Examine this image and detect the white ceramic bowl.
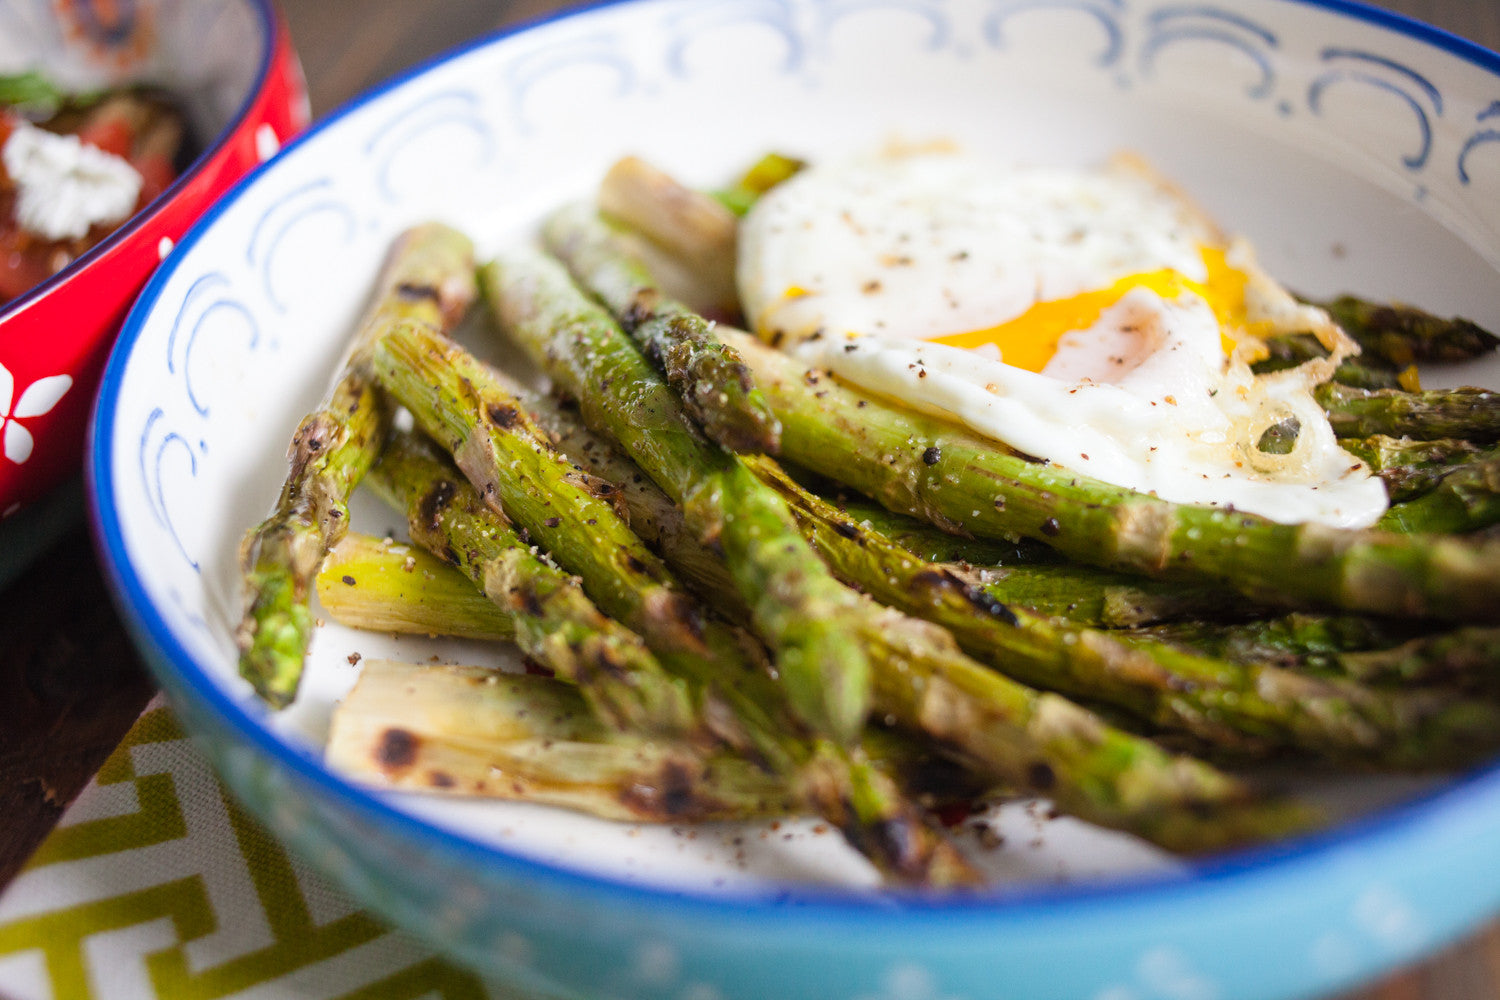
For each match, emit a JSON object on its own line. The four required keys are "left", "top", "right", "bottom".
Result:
{"left": 92, "top": 2, "right": 1500, "bottom": 998}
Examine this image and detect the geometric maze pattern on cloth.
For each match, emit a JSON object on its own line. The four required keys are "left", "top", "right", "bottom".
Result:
{"left": 0, "top": 699, "right": 527, "bottom": 1000}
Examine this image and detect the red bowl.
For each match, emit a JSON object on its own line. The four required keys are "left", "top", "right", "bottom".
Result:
{"left": 0, "top": 0, "right": 308, "bottom": 519}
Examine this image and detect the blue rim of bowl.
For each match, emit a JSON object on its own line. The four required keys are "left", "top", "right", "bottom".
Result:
{"left": 0, "top": 0, "right": 282, "bottom": 330}
{"left": 88, "top": 0, "right": 1500, "bottom": 934}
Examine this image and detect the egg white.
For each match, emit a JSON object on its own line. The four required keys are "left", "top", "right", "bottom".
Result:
{"left": 736, "top": 149, "right": 1388, "bottom": 528}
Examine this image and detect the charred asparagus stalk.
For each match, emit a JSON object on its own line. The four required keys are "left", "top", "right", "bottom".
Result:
{"left": 534, "top": 397, "right": 1241, "bottom": 628}
{"left": 1332, "top": 628, "right": 1500, "bottom": 691}
{"left": 1339, "top": 435, "right": 1492, "bottom": 502}
{"left": 483, "top": 251, "right": 873, "bottom": 748}
{"left": 1139, "top": 614, "right": 1500, "bottom": 693}
{"left": 1131, "top": 613, "right": 1416, "bottom": 669}
{"left": 747, "top": 453, "right": 1500, "bottom": 768}
{"left": 371, "top": 321, "right": 708, "bottom": 658}
{"left": 1317, "top": 383, "right": 1500, "bottom": 444}
{"left": 543, "top": 203, "right": 781, "bottom": 454}
{"left": 1376, "top": 459, "right": 1500, "bottom": 535}
{"left": 235, "top": 224, "right": 475, "bottom": 707}
{"left": 818, "top": 490, "right": 1053, "bottom": 566}
{"left": 853, "top": 606, "right": 1317, "bottom": 849}
{"left": 719, "top": 327, "right": 1500, "bottom": 624}
{"left": 1307, "top": 295, "right": 1500, "bottom": 367}
{"left": 370, "top": 325, "right": 973, "bottom": 885}
{"left": 971, "top": 564, "right": 1249, "bottom": 629}
{"left": 367, "top": 431, "right": 703, "bottom": 739}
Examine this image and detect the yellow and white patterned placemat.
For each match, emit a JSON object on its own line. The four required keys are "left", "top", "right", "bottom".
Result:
{"left": 0, "top": 698, "right": 532, "bottom": 1000}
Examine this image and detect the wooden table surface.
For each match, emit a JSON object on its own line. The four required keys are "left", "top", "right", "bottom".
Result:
{"left": 4, "top": 1, "right": 1500, "bottom": 997}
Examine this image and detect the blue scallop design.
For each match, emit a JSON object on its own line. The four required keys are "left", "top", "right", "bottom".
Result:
{"left": 167, "top": 273, "right": 232, "bottom": 372}
{"left": 166, "top": 273, "right": 261, "bottom": 418}
{"left": 363, "top": 90, "right": 495, "bottom": 204}
{"left": 818, "top": 1, "right": 951, "bottom": 54}
{"left": 185, "top": 302, "right": 259, "bottom": 419}
{"left": 984, "top": 0, "right": 1123, "bottom": 68}
{"left": 1139, "top": 6, "right": 1279, "bottom": 99}
{"left": 1458, "top": 100, "right": 1500, "bottom": 185}
{"left": 504, "top": 33, "right": 637, "bottom": 133}
{"left": 666, "top": 0, "right": 803, "bottom": 76}
{"left": 245, "top": 178, "right": 358, "bottom": 313}
{"left": 1309, "top": 49, "right": 1443, "bottom": 170}
{"left": 137, "top": 408, "right": 200, "bottom": 572}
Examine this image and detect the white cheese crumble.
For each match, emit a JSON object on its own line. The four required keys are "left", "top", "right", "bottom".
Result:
{"left": 3, "top": 121, "right": 142, "bottom": 241}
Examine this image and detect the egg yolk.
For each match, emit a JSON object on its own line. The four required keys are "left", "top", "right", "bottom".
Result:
{"left": 926, "top": 247, "right": 1261, "bottom": 371}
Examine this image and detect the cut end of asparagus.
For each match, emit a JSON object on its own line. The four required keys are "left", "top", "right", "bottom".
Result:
{"left": 597, "top": 156, "right": 739, "bottom": 317}
{"left": 317, "top": 533, "right": 514, "bottom": 641}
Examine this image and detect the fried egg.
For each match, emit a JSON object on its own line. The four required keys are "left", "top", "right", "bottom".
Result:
{"left": 736, "top": 149, "right": 1388, "bottom": 528}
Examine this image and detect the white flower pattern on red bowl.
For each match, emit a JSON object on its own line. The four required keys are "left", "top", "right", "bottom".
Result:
{"left": 0, "top": 365, "right": 71, "bottom": 465}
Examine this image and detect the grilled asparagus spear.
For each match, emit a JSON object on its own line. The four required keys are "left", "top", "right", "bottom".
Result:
{"left": 482, "top": 251, "right": 872, "bottom": 747}
{"left": 718, "top": 327, "right": 1500, "bottom": 624}
{"left": 815, "top": 489, "right": 1053, "bottom": 566}
{"left": 1376, "top": 459, "right": 1500, "bottom": 535}
{"left": 1332, "top": 628, "right": 1500, "bottom": 691}
{"left": 369, "top": 325, "right": 973, "bottom": 885}
{"left": 1339, "top": 436, "right": 1492, "bottom": 502}
{"left": 367, "top": 430, "right": 702, "bottom": 739}
{"left": 235, "top": 223, "right": 475, "bottom": 707}
{"left": 1317, "top": 383, "right": 1500, "bottom": 444}
{"left": 1308, "top": 295, "right": 1500, "bottom": 367}
{"left": 747, "top": 453, "right": 1500, "bottom": 768}
{"left": 544, "top": 203, "right": 781, "bottom": 454}
{"left": 1132, "top": 613, "right": 1415, "bottom": 669}
{"left": 529, "top": 388, "right": 1244, "bottom": 629}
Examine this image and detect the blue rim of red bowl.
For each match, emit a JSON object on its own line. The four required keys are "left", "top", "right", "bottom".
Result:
{"left": 85, "top": 0, "right": 1500, "bottom": 937}
{"left": 0, "top": 0, "right": 282, "bottom": 328}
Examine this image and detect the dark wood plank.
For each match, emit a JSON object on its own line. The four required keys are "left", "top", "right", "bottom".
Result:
{"left": 0, "top": 524, "right": 154, "bottom": 886}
